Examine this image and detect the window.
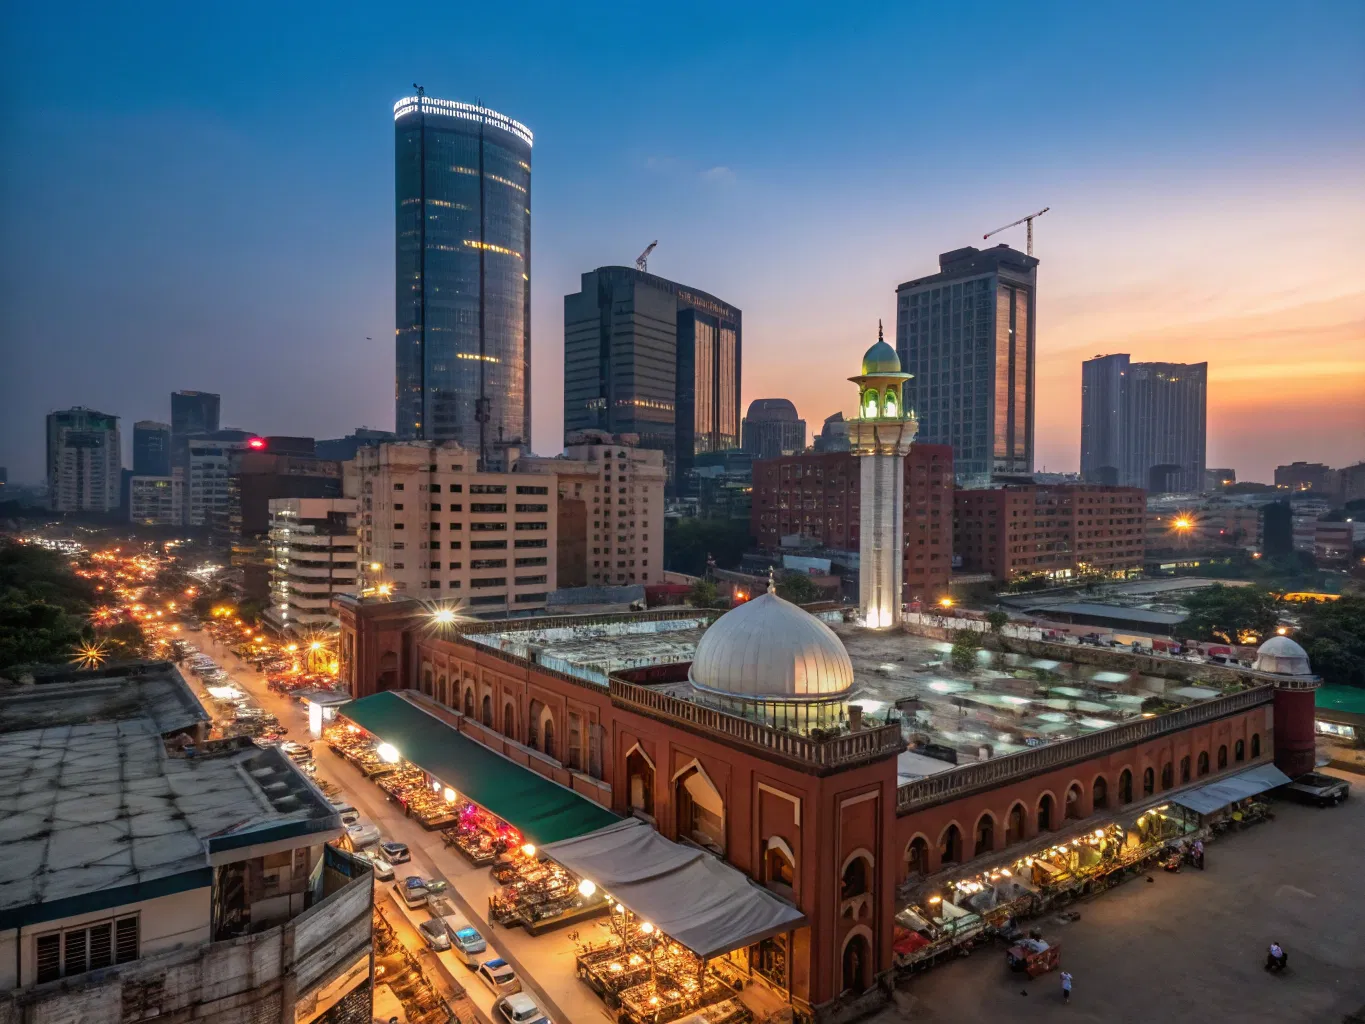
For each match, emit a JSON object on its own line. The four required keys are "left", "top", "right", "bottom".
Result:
{"left": 515, "top": 521, "right": 547, "bottom": 531}
{"left": 393, "top": 483, "right": 404, "bottom": 490}
{"left": 516, "top": 485, "right": 548, "bottom": 495}
{"left": 1180, "top": 756, "right": 1191, "bottom": 783}
{"left": 1235, "top": 739, "right": 1245, "bottom": 762}
{"left": 35, "top": 916, "right": 138, "bottom": 983}
{"left": 515, "top": 503, "right": 548, "bottom": 513}
{"left": 471, "top": 503, "right": 507, "bottom": 513}
{"left": 471, "top": 558, "right": 506, "bottom": 569}
{"left": 1251, "top": 734, "right": 1261, "bottom": 758}
{"left": 448, "top": 483, "right": 463, "bottom": 493}
{"left": 471, "top": 577, "right": 506, "bottom": 588}
{"left": 514, "top": 592, "right": 547, "bottom": 603}
{"left": 515, "top": 556, "right": 547, "bottom": 567}
{"left": 470, "top": 539, "right": 507, "bottom": 550}
{"left": 1198, "top": 751, "right": 1210, "bottom": 776}
{"left": 393, "top": 503, "right": 404, "bottom": 510}
{"left": 515, "top": 538, "right": 548, "bottom": 548}
{"left": 515, "top": 574, "right": 547, "bottom": 585}
{"left": 470, "top": 522, "right": 506, "bottom": 532}
{"left": 470, "top": 484, "right": 507, "bottom": 494}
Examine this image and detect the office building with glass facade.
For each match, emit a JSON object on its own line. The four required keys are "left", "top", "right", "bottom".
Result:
{"left": 133, "top": 420, "right": 172, "bottom": 477}
{"left": 563, "top": 266, "right": 740, "bottom": 492}
{"left": 894, "top": 245, "right": 1038, "bottom": 484}
{"left": 394, "top": 95, "right": 532, "bottom": 469}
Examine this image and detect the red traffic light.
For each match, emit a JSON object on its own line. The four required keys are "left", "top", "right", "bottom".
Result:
{"left": 247, "top": 437, "right": 267, "bottom": 450}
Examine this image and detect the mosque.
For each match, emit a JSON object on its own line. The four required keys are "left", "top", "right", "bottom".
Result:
{"left": 337, "top": 335, "right": 1319, "bottom": 1022}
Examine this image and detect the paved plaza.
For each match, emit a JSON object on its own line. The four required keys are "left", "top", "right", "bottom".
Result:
{"left": 883, "top": 769, "right": 1365, "bottom": 1023}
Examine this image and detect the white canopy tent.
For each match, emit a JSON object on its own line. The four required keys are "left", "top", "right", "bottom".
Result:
{"left": 542, "top": 818, "right": 805, "bottom": 959}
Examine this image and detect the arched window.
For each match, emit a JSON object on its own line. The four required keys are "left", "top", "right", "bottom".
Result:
{"left": 503, "top": 701, "right": 515, "bottom": 739}
{"left": 974, "top": 813, "right": 995, "bottom": 856}
{"left": 676, "top": 766, "right": 725, "bottom": 854}
{"left": 1218, "top": 745, "right": 1228, "bottom": 769}
{"left": 841, "top": 855, "right": 871, "bottom": 899}
{"left": 1006, "top": 803, "right": 1027, "bottom": 845}
{"left": 882, "top": 389, "right": 898, "bottom": 417}
{"left": 1065, "top": 783, "right": 1083, "bottom": 820}
{"left": 1161, "top": 762, "right": 1173, "bottom": 790}
{"left": 862, "top": 391, "right": 878, "bottom": 418}
{"left": 527, "top": 699, "right": 543, "bottom": 749}
{"left": 842, "top": 933, "right": 870, "bottom": 995}
{"left": 481, "top": 694, "right": 492, "bottom": 728}
{"left": 463, "top": 688, "right": 474, "bottom": 717}
{"left": 1092, "top": 775, "right": 1109, "bottom": 810}
{"left": 1198, "top": 751, "right": 1210, "bottom": 776}
{"left": 1143, "top": 767, "right": 1155, "bottom": 796}
{"left": 543, "top": 717, "right": 556, "bottom": 760}
{"left": 938, "top": 824, "right": 963, "bottom": 865}
{"left": 1180, "top": 756, "right": 1191, "bottom": 783}
{"left": 626, "top": 748, "right": 654, "bottom": 816}
{"left": 1037, "top": 794, "right": 1055, "bottom": 831}
{"left": 423, "top": 667, "right": 433, "bottom": 693}
{"left": 905, "top": 837, "right": 929, "bottom": 879}
{"left": 764, "top": 839, "right": 795, "bottom": 889}
{"left": 1235, "top": 739, "right": 1245, "bottom": 762}
{"left": 1118, "top": 769, "right": 1133, "bottom": 804}
{"left": 1251, "top": 734, "right": 1261, "bottom": 758}
{"left": 437, "top": 674, "right": 447, "bottom": 705}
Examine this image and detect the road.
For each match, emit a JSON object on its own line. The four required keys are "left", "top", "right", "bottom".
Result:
{"left": 189, "top": 632, "right": 612, "bottom": 1024}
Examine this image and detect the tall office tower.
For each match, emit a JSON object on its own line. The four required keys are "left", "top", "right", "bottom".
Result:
{"left": 895, "top": 245, "right": 1038, "bottom": 484}
{"left": 1079, "top": 353, "right": 1128, "bottom": 485}
{"left": 1079, "top": 354, "right": 1207, "bottom": 493}
{"left": 563, "top": 266, "right": 741, "bottom": 492}
{"left": 46, "top": 408, "right": 121, "bottom": 512}
{"left": 741, "top": 399, "right": 806, "bottom": 460}
{"left": 394, "top": 94, "right": 533, "bottom": 469}
{"left": 171, "top": 390, "right": 221, "bottom": 438}
{"left": 847, "top": 329, "right": 917, "bottom": 628}
{"left": 133, "top": 420, "right": 172, "bottom": 476}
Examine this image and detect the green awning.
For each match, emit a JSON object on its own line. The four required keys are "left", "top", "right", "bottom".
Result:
{"left": 338, "top": 690, "right": 619, "bottom": 846}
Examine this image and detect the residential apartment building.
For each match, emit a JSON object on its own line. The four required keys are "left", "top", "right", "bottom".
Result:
{"left": 954, "top": 484, "right": 1145, "bottom": 582}
{"left": 129, "top": 475, "right": 176, "bottom": 525}
{"left": 45, "top": 408, "right": 121, "bottom": 513}
{"left": 183, "top": 432, "right": 255, "bottom": 527}
{"left": 267, "top": 497, "right": 359, "bottom": 633}
{"left": 895, "top": 246, "right": 1038, "bottom": 483}
{"left": 0, "top": 663, "right": 372, "bottom": 1024}
{"left": 563, "top": 266, "right": 741, "bottom": 492}
{"left": 347, "top": 441, "right": 557, "bottom": 615}
{"left": 516, "top": 430, "right": 666, "bottom": 589}
{"left": 750, "top": 446, "right": 954, "bottom": 603}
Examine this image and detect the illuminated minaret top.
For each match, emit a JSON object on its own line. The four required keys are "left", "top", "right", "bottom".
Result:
{"left": 848, "top": 321, "right": 918, "bottom": 628}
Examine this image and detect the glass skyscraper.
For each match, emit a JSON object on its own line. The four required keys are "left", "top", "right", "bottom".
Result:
{"left": 895, "top": 246, "right": 1038, "bottom": 484}
{"left": 394, "top": 95, "right": 532, "bottom": 469}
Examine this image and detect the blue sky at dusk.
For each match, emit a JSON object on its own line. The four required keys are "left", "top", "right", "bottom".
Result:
{"left": 2, "top": 1, "right": 1362, "bottom": 482}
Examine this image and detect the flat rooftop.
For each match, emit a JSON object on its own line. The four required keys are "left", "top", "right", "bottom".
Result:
{"left": 0, "top": 662, "right": 211, "bottom": 736}
{"left": 467, "top": 615, "right": 709, "bottom": 684}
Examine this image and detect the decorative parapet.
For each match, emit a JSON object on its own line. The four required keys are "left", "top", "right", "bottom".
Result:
{"left": 896, "top": 684, "right": 1275, "bottom": 814}
{"left": 609, "top": 679, "right": 905, "bottom": 774}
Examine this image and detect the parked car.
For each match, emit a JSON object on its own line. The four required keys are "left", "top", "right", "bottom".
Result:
{"left": 366, "top": 854, "right": 395, "bottom": 881}
{"left": 418, "top": 918, "right": 452, "bottom": 951}
{"left": 476, "top": 959, "right": 521, "bottom": 995}
{"left": 347, "top": 821, "right": 381, "bottom": 849}
{"left": 494, "top": 993, "right": 550, "bottom": 1024}
{"left": 394, "top": 878, "right": 429, "bottom": 909}
{"left": 429, "top": 897, "right": 487, "bottom": 962}
{"left": 1282, "top": 771, "right": 1350, "bottom": 807}
{"left": 380, "top": 841, "right": 410, "bottom": 864}
{"left": 423, "top": 878, "right": 449, "bottom": 895}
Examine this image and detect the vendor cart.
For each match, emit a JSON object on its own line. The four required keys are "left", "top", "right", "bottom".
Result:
{"left": 1006, "top": 937, "right": 1060, "bottom": 978}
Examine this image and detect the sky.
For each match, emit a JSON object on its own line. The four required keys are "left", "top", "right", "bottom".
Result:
{"left": 2, "top": 1, "right": 1363, "bottom": 485}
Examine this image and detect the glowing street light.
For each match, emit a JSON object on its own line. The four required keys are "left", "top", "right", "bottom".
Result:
{"left": 1173, "top": 517, "right": 1193, "bottom": 531}
{"left": 939, "top": 596, "right": 954, "bottom": 609}
{"left": 376, "top": 742, "right": 401, "bottom": 764}
{"left": 432, "top": 608, "right": 457, "bottom": 626}
{"left": 578, "top": 879, "right": 598, "bottom": 898}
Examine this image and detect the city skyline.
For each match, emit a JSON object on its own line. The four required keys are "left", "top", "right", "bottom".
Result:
{"left": 2, "top": 2, "right": 1362, "bottom": 483}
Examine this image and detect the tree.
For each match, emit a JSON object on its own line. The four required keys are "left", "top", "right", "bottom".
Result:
{"left": 1177, "top": 585, "right": 1280, "bottom": 645}
{"left": 687, "top": 579, "right": 719, "bottom": 609}
{"left": 949, "top": 629, "right": 981, "bottom": 671}
{"left": 986, "top": 610, "right": 1009, "bottom": 633}
{"left": 0, "top": 601, "right": 86, "bottom": 672}
{"left": 775, "top": 572, "right": 823, "bottom": 606}
{"left": 1295, "top": 595, "right": 1365, "bottom": 688}
{"left": 664, "top": 518, "right": 752, "bottom": 576}
{"left": 0, "top": 541, "right": 96, "bottom": 673}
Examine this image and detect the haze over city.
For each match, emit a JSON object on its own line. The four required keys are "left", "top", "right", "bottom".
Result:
{"left": 2, "top": 0, "right": 1362, "bottom": 481}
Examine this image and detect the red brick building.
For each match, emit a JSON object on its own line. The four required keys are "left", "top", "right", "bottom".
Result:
{"left": 750, "top": 446, "right": 954, "bottom": 604}
{"left": 954, "top": 483, "right": 1144, "bottom": 583}
{"left": 337, "top": 593, "right": 1310, "bottom": 1022}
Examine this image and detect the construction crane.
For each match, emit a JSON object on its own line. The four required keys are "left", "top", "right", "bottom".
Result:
{"left": 636, "top": 241, "right": 658, "bottom": 272}
{"left": 983, "top": 207, "right": 1050, "bottom": 256}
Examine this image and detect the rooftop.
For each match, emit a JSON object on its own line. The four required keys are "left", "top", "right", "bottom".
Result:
{"left": 0, "top": 662, "right": 211, "bottom": 736}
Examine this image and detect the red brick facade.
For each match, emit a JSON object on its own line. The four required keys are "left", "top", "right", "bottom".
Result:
{"left": 750, "top": 446, "right": 954, "bottom": 604}
{"left": 954, "top": 483, "right": 1145, "bottom": 582}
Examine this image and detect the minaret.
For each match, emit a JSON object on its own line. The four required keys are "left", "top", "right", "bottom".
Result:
{"left": 848, "top": 322, "right": 917, "bottom": 628}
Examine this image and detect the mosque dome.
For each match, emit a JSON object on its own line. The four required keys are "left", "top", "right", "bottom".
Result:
{"left": 689, "top": 591, "right": 854, "bottom": 700}
{"left": 1253, "top": 635, "right": 1312, "bottom": 676}
{"left": 861, "top": 339, "right": 902, "bottom": 375}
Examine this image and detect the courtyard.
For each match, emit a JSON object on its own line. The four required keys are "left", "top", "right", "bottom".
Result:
{"left": 882, "top": 769, "right": 1365, "bottom": 1023}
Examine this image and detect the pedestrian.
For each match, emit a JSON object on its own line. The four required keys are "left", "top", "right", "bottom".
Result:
{"left": 1193, "top": 838, "right": 1205, "bottom": 870}
{"left": 1060, "top": 970, "right": 1073, "bottom": 1004}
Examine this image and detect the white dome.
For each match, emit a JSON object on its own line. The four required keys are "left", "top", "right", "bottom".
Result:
{"left": 1254, "top": 635, "right": 1312, "bottom": 676}
{"left": 689, "top": 592, "right": 854, "bottom": 701}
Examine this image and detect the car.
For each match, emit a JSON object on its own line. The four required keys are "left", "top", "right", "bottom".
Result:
{"left": 418, "top": 918, "right": 452, "bottom": 951}
{"left": 394, "top": 879, "right": 429, "bottom": 909}
{"left": 450, "top": 924, "right": 487, "bottom": 959}
{"left": 366, "top": 854, "right": 395, "bottom": 881}
{"left": 476, "top": 958, "right": 521, "bottom": 995}
{"left": 423, "top": 878, "right": 449, "bottom": 895}
{"left": 340, "top": 810, "right": 360, "bottom": 826}
{"left": 493, "top": 993, "right": 549, "bottom": 1024}
{"left": 1282, "top": 771, "right": 1350, "bottom": 807}
{"left": 379, "top": 841, "right": 410, "bottom": 864}
{"left": 347, "top": 821, "right": 381, "bottom": 849}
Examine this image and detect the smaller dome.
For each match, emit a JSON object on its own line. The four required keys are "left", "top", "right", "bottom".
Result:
{"left": 1253, "top": 635, "right": 1312, "bottom": 676}
{"left": 862, "top": 340, "right": 901, "bottom": 375}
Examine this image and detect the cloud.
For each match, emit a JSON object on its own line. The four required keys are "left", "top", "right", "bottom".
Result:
{"left": 700, "top": 165, "right": 736, "bottom": 184}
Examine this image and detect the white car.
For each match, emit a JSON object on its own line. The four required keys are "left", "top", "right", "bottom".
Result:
{"left": 418, "top": 918, "right": 452, "bottom": 951}
{"left": 476, "top": 958, "right": 521, "bottom": 995}
{"left": 395, "top": 877, "right": 429, "bottom": 909}
{"left": 347, "top": 821, "right": 381, "bottom": 849}
{"left": 364, "top": 853, "right": 394, "bottom": 880}
{"left": 494, "top": 993, "right": 549, "bottom": 1024}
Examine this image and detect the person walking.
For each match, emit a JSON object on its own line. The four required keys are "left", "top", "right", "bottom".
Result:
{"left": 1193, "top": 838, "right": 1205, "bottom": 869}
{"left": 1061, "top": 970, "right": 1073, "bottom": 1004}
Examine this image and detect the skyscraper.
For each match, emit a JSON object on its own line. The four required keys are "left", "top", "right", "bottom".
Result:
{"left": 563, "top": 266, "right": 741, "bottom": 491}
{"left": 394, "top": 94, "right": 532, "bottom": 469}
{"left": 895, "top": 245, "right": 1038, "bottom": 484}
{"left": 171, "top": 391, "right": 221, "bottom": 439}
{"left": 46, "top": 408, "right": 121, "bottom": 512}
{"left": 1079, "top": 354, "right": 1207, "bottom": 493}
{"left": 741, "top": 399, "right": 806, "bottom": 460}
{"left": 133, "top": 420, "right": 171, "bottom": 476}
